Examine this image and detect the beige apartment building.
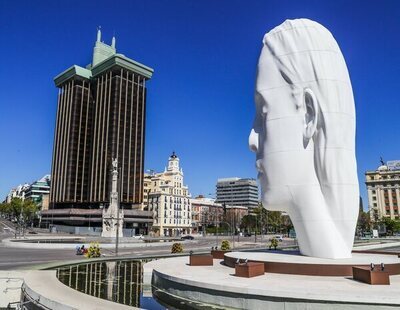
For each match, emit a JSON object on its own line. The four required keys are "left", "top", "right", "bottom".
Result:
{"left": 141, "top": 174, "right": 153, "bottom": 210}
{"left": 366, "top": 160, "right": 400, "bottom": 222}
{"left": 147, "top": 153, "right": 192, "bottom": 236}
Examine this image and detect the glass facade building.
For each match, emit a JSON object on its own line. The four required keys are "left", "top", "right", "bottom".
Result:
{"left": 49, "top": 31, "right": 153, "bottom": 212}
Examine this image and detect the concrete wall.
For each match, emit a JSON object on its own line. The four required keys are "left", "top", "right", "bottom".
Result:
{"left": 52, "top": 225, "right": 138, "bottom": 237}
{"left": 52, "top": 225, "right": 102, "bottom": 235}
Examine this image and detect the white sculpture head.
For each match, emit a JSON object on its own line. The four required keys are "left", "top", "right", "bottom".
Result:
{"left": 249, "top": 19, "right": 359, "bottom": 259}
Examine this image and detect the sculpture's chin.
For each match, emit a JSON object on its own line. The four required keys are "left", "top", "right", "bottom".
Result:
{"left": 262, "top": 202, "right": 286, "bottom": 212}
{"left": 261, "top": 186, "right": 292, "bottom": 212}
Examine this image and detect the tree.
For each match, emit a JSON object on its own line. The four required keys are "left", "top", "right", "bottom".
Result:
{"left": 281, "top": 214, "right": 293, "bottom": 236}
{"left": 252, "top": 203, "right": 283, "bottom": 234}
{"left": 253, "top": 203, "right": 267, "bottom": 234}
{"left": 356, "top": 206, "right": 371, "bottom": 236}
{"left": 9, "top": 198, "right": 38, "bottom": 223}
{"left": 0, "top": 198, "right": 39, "bottom": 235}
{"left": 240, "top": 215, "right": 257, "bottom": 232}
{"left": 267, "top": 211, "right": 282, "bottom": 233}
{"left": 380, "top": 217, "right": 400, "bottom": 236}
{"left": 0, "top": 202, "right": 12, "bottom": 219}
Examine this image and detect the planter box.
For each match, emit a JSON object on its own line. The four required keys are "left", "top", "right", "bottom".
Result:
{"left": 352, "top": 267, "right": 390, "bottom": 285}
{"left": 211, "top": 250, "right": 231, "bottom": 259}
{"left": 235, "top": 262, "right": 265, "bottom": 278}
{"left": 189, "top": 254, "right": 213, "bottom": 266}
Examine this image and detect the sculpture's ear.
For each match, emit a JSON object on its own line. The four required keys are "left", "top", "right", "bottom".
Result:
{"left": 303, "top": 88, "right": 319, "bottom": 140}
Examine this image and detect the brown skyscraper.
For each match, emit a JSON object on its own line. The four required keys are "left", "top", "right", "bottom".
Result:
{"left": 49, "top": 29, "right": 153, "bottom": 222}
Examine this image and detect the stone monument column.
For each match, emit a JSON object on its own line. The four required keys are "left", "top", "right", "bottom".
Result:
{"left": 102, "top": 159, "right": 124, "bottom": 238}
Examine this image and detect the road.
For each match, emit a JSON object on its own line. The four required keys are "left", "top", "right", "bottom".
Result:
{"left": 0, "top": 220, "right": 78, "bottom": 269}
{"left": 0, "top": 219, "right": 293, "bottom": 270}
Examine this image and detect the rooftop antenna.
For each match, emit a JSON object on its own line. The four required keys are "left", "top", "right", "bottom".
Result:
{"left": 111, "top": 29, "right": 116, "bottom": 49}
{"left": 96, "top": 26, "right": 102, "bottom": 42}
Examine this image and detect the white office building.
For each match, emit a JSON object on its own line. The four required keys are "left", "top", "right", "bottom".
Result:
{"left": 216, "top": 177, "right": 259, "bottom": 211}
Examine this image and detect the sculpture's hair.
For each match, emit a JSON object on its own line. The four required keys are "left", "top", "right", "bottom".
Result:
{"left": 262, "top": 19, "right": 359, "bottom": 220}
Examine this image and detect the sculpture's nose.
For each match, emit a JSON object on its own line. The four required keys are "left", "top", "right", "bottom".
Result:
{"left": 248, "top": 128, "right": 258, "bottom": 153}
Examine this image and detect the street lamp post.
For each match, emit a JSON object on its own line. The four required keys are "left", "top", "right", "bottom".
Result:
{"left": 215, "top": 210, "right": 219, "bottom": 248}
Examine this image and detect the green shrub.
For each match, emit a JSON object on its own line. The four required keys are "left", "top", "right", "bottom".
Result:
{"left": 171, "top": 242, "right": 183, "bottom": 253}
{"left": 220, "top": 240, "right": 231, "bottom": 251}
{"left": 206, "top": 227, "right": 230, "bottom": 234}
{"left": 86, "top": 242, "right": 101, "bottom": 258}
{"left": 269, "top": 237, "right": 278, "bottom": 250}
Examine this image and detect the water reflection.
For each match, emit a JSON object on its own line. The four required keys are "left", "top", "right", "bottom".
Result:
{"left": 56, "top": 260, "right": 164, "bottom": 309}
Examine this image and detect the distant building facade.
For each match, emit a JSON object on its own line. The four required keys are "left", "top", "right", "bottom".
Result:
{"left": 366, "top": 160, "right": 400, "bottom": 222}
{"left": 141, "top": 173, "right": 153, "bottom": 210}
{"left": 5, "top": 183, "right": 30, "bottom": 203}
{"left": 216, "top": 177, "right": 258, "bottom": 210}
{"left": 42, "top": 29, "right": 154, "bottom": 234}
{"left": 225, "top": 205, "right": 248, "bottom": 231}
{"left": 191, "top": 196, "right": 223, "bottom": 233}
{"left": 147, "top": 153, "right": 192, "bottom": 236}
{"left": 4, "top": 175, "right": 50, "bottom": 210}
{"left": 25, "top": 175, "right": 51, "bottom": 203}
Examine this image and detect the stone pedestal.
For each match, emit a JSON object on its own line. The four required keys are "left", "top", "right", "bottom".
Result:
{"left": 235, "top": 262, "right": 265, "bottom": 278}
{"left": 211, "top": 250, "right": 231, "bottom": 259}
{"left": 102, "top": 208, "right": 124, "bottom": 238}
{"left": 352, "top": 267, "right": 390, "bottom": 285}
{"left": 189, "top": 255, "right": 213, "bottom": 266}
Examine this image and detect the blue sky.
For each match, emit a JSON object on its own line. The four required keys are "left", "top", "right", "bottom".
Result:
{"left": 0, "top": 0, "right": 399, "bottom": 210}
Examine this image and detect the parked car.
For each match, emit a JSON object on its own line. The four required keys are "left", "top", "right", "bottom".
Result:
{"left": 244, "top": 232, "right": 252, "bottom": 237}
{"left": 274, "top": 235, "right": 283, "bottom": 242}
{"left": 132, "top": 234, "right": 144, "bottom": 239}
{"left": 181, "top": 235, "right": 194, "bottom": 240}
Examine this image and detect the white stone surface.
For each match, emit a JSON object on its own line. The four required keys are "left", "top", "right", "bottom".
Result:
{"left": 0, "top": 271, "right": 25, "bottom": 308}
{"left": 226, "top": 251, "right": 400, "bottom": 265}
{"left": 21, "top": 270, "right": 135, "bottom": 309}
{"left": 149, "top": 256, "right": 400, "bottom": 309}
{"left": 249, "top": 19, "right": 359, "bottom": 259}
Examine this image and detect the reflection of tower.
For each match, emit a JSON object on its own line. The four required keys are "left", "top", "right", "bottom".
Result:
{"left": 102, "top": 159, "right": 124, "bottom": 237}
{"left": 105, "top": 261, "right": 117, "bottom": 301}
